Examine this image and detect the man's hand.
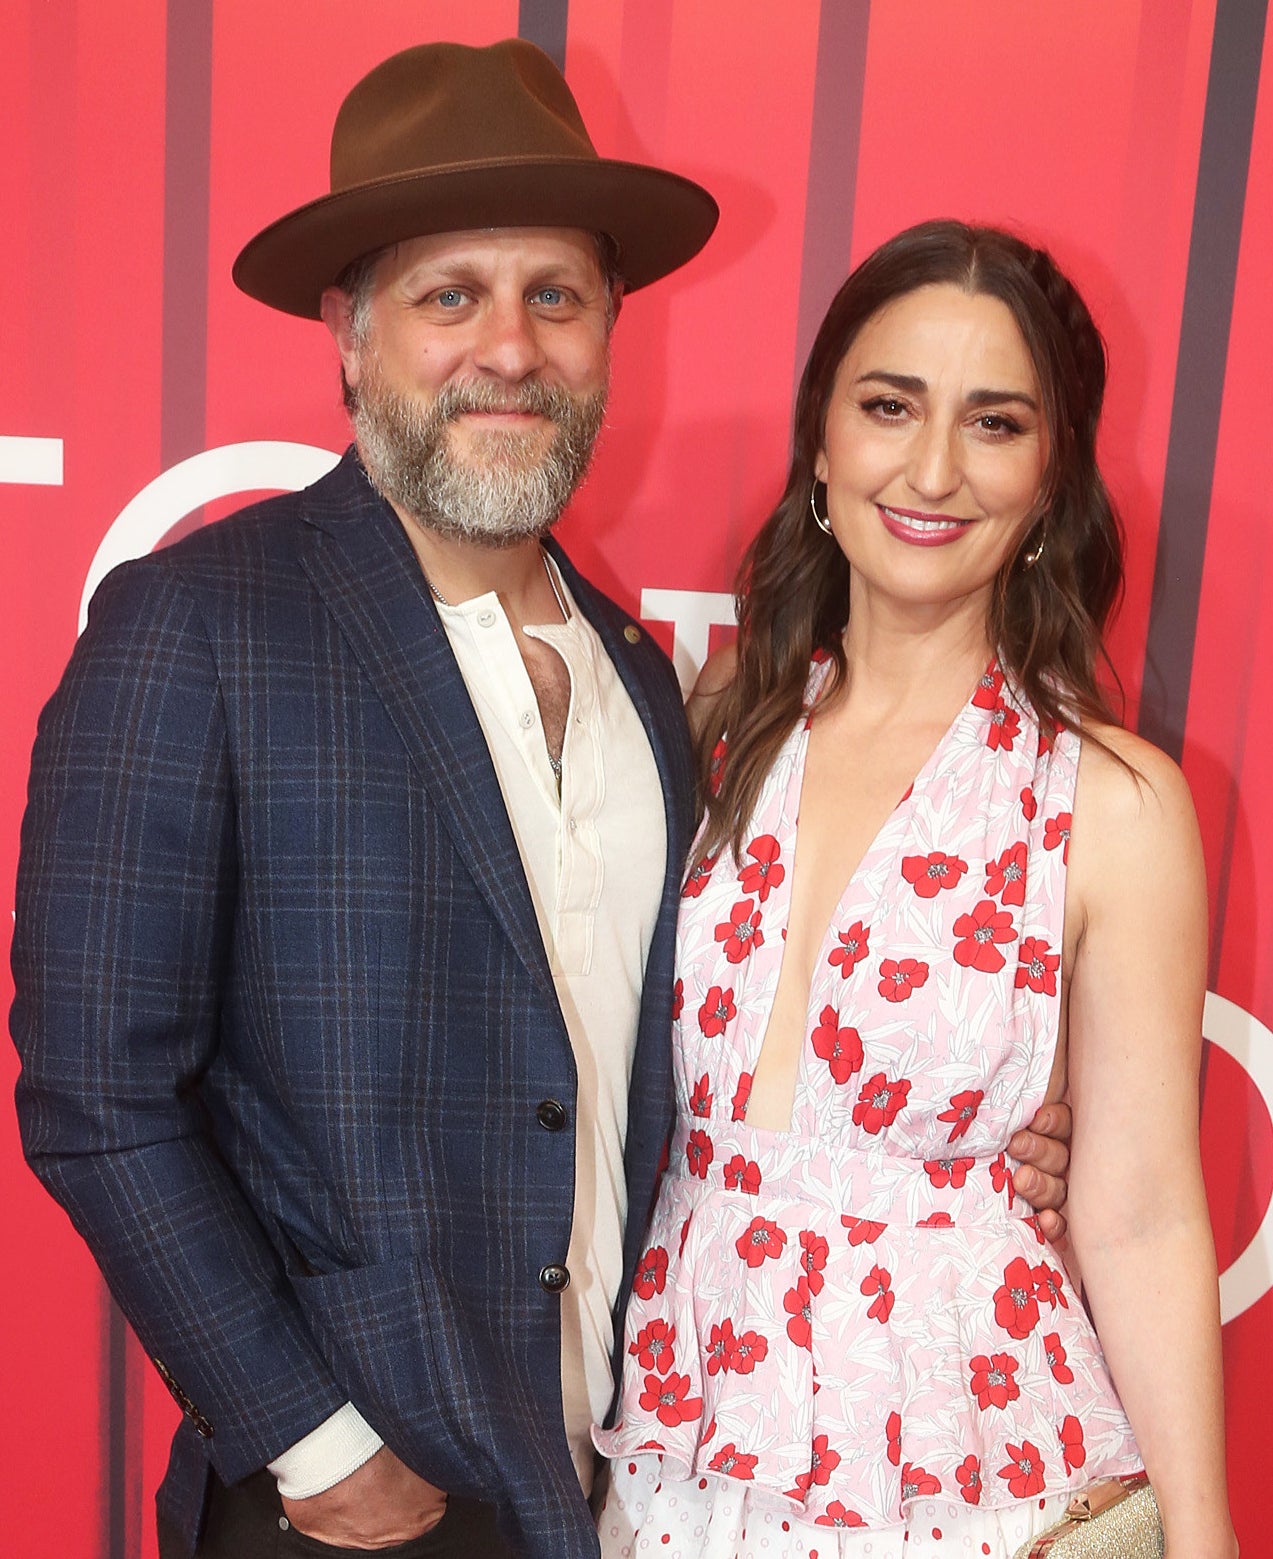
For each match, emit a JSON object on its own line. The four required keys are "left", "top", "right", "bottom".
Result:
{"left": 282, "top": 1446, "right": 446, "bottom": 1550}
{"left": 1009, "top": 1100, "right": 1072, "bottom": 1242}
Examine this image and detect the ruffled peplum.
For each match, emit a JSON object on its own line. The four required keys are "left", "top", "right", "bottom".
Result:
{"left": 596, "top": 1117, "right": 1142, "bottom": 1527}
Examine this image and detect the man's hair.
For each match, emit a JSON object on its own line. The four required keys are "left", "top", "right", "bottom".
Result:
{"left": 334, "top": 232, "right": 625, "bottom": 413}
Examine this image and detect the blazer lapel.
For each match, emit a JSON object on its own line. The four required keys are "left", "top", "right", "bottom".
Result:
{"left": 297, "top": 455, "right": 557, "bottom": 1003}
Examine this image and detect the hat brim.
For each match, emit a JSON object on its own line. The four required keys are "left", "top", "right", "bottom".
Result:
{"left": 232, "top": 155, "right": 719, "bottom": 318}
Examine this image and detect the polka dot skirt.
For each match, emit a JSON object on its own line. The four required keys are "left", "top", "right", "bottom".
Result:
{"left": 598, "top": 1456, "right": 1071, "bottom": 1559}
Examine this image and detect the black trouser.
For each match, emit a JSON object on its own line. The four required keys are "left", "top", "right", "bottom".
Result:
{"left": 160, "top": 1470, "right": 516, "bottom": 1559}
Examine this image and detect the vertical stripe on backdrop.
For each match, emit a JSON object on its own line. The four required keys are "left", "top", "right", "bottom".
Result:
{"left": 106, "top": 2, "right": 217, "bottom": 1553}
{"left": 519, "top": 0, "right": 569, "bottom": 71}
{"left": 792, "top": 0, "right": 872, "bottom": 394}
{"left": 1139, "top": 0, "right": 1269, "bottom": 761}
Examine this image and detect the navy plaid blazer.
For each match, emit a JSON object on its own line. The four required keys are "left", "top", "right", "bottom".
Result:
{"left": 11, "top": 450, "right": 697, "bottom": 1557}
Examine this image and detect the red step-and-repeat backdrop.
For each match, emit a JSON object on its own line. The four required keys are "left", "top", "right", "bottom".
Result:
{"left": 4, "top": 1, "right": 1270, "bottom": 1553}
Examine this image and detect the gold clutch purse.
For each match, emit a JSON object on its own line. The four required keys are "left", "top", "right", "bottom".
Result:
{"left": 1011, "top": 1473, "right": 1163, "bottom": 1559}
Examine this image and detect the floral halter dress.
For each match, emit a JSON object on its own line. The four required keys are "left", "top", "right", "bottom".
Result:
{"left": 594, "top": 663, "right": 1142, "bottom": 1559}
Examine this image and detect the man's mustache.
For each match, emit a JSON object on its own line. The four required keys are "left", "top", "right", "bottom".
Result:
{"left": 432, "top": 380, "right": 579, "bottom": 423}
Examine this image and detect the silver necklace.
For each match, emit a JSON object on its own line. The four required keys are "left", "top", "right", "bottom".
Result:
{"left": 426, "top": 550, "right": 568, "bottom": 781}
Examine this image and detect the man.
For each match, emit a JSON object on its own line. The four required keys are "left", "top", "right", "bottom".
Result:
{"left": 10, "top": 39, "right": 1070, "bottom": 1559}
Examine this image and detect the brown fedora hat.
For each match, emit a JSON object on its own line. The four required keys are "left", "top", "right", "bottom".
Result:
{"left": 232, "top": 39, "right": 719, "bottom": 319}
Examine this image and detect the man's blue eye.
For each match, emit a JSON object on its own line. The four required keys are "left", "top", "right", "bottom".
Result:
{"left": 536, "top": 287, "right": 565, "bottom": 305}
{"left": 436, "top": 289, "right": 465, "bottom": 307}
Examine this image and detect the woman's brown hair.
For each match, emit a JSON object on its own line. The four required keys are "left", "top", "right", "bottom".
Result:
{"left": 696, "top": 219, "right": 1124, "bottom": 862}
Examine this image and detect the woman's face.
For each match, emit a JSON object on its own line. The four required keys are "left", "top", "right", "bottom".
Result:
{"left": 815, "top": 283, "right": 1049, "bottom": 615}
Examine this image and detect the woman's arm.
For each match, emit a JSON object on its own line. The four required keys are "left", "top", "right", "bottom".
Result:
{"left": 1065, "top": 730, "right": 1235, "bottom": 1558}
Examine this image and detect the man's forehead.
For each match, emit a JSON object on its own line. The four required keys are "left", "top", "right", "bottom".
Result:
{"left": 378, "top": 226, "right": 606, "bottom": 278}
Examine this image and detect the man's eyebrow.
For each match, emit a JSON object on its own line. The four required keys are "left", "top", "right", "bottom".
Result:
{"left": 854, "top": 371, "right": 1038, "bottom": 411}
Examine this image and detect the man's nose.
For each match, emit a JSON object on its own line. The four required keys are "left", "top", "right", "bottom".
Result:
{"left": 906, "top": 419, "right": 961, "bottom": 501}
{"left": 471, "top": 298, "right": 548, "bottom": 381}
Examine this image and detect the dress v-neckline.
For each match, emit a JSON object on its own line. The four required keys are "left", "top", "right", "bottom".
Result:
{"left": 741, "top": 663, "right": 989, "bottom": 1132}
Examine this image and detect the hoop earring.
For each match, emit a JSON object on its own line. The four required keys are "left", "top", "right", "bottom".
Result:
{"left": 1021, "top": 531, "right": 1046, "bottom": 569}
{"left": 810, "top": 481, "right": 833, "bottom": 535}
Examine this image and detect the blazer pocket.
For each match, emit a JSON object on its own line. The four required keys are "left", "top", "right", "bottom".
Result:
{"left": 290, "top": 1256, "right": 486, "bottom": 1494}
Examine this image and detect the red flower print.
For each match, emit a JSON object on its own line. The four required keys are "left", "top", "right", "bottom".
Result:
{"left": 811, "top": 1005, "right": 864, "bottom": 1085}
{"left": 723, "top": 1154, "right": 762, "bottom": 1194}
{"left": 1016, "top": 937, "right": 1060, "bottom": 996}
{"left": 886, "top": 1410, "right": 901, "bottom": 1466}
{"left": 735, "top": 1216, "right": 786, "bottom": 1267}
{"left": 788, "top": 1434, "right": 842, "bottom": 1496}
{"left": 799, "top": 1231, "right": 829, "bottom": 1295}
{"left": 698, "top": 985, "right": 737, "bottom": 1038}
{"left": 638, "top": 1371, "right": 702, "bottom": 1427}
{"left": 1020, "top": 784, "right": 1038, "bottom": 821}
{"left": 682, "top": 852, "right": 717, "bottom": 898}
{"left": 1044, "top": 811, "right": 1072, "bottom": 863}
{"left": 901, "top": 851, "right": 969, "bottom": 898}
{"left": 829, "top": 920, "right": 870, "bottom": 977}
{"left": 938, "top": 1088, "right": 984, "bottom": 1143}
{"left": 630, "top": 1319, "right": 676, "bottom": 1372}
{"left": 815, "top": 1503, "right": 866, "bottom": 1528}
{"left": 998, "top": 1440, "right": 1046, "bottom": 1498}
{"left": 861, "top": 1264, "right": 895, "bottom": 1323}
{"left": 916, "top": 1211, "right": 954, "bottom": 1228}
{"left": 924, "top": 1156, "right": 974, "bottom": 1189}
{"left": 877, "top": 957, "right": 929, "bottom": 1002}
{"left": 731, "top": 1072, "right": 752, "bottom": 1121}
{"left": 678, "top": 1216, "right": 691, "bottom": 1258}
{"left": 1059, "top": 1415, "right": 1086, "bottom": 1472}
{"left": 708, "top": 1443, "right": 757, "bottom": 1479}
{"left": 1044, "top": 1332, "right": 1074, "bottom": 1385}
{"left": 708, "top": 739, "right": 727, "bottom": 797}
{"left": 732, "top": 1327, "right": 768, "bottom": 1374}
{"left": 993, "top": 1256, "right": 1041, "bottom": 1338}
{"left": 972, "top": 665, "right": 1005, "bottom": 709}
{"left": 706, "top": 1318, "right": 737, "bottom": 1376}
{"left": 633, "top": 1245, "right": 668, "bottom": 1298}
{"left": 714, "top": 898, "right": 764, "bottom": 963}
{"left": 784, "top": 1277, "right": 814, "bottom": 1349}
{"left": 969, "top": 1352, "right": 1021, "bottom": 1410}
{"left": 853, "top": 1073, "right": 911, "bottom": 1134}
{"left": 686, "top": 1128, "right": 714, "bottom": 1180}
{"left": 1023, "top": 1213, "right": 1046, "bottom": 1245}
{"left": 956, "top": 1453, "right": 982, "bottom": 1505}
{"left": 689, "top": 1073, "right": 713, "bottom": 1117}
{"left": 842, "top": 1214, "right": 886, "bottom": 1245}
{"left": 985, "top": 842, "right": 1027, "bottom": 906}
{"left": 1033, "top": 1261, "right": 1068, "bottom": 1310}
{"left": 989, "top": 1152, "right": 1016, "bottom": 1209}
{"left": 952, "top": 899, "right": 1017, "bottom": 973}
{"left": 738, "top": 834, "right": 785, "bottom": 902}
{"left": 986, "top": 698, "right": 1021, "bottom": 751}
{"left": 672, "top": 978, "right": 684, "bottom": 1020}
{"left": 900, "top": 1461, "right": 942, "bottom": 1498}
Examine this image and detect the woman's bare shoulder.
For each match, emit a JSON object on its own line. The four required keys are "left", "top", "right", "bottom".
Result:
{"left": 685, "top": 642, "right": 738, "bottom": 739}
{"left": 1074, "top": 721, "right": 1195, "bottom": 827}
{"left": 1070, "top": 721, "right": 1204, "bottom": 922}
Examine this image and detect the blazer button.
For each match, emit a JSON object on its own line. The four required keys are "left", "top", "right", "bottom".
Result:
{"left": 536, "top": 1098, "right": 567, "bottom": 1131}
{"left": 539, "top": 1263, "right": 571, "bottom": 1293}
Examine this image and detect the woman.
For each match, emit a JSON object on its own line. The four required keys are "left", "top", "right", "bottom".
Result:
{"left": 594, "top": 222, "right": 1234, "bottom": 1558}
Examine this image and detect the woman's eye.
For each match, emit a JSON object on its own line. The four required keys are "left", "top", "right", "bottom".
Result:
{"left": 976, "top": 413, "right": 1022, "bottom": 436}
{"left": 864, "top": 397, "right": 907, "bottom": 419}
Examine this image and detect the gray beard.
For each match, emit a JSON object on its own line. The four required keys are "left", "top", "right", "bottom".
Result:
{"left": 353, "top": 371, "right": 608, "bottom": 549}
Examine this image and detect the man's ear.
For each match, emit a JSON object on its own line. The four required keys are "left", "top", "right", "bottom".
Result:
{"left": 320, "top": 287, "right": 364, "bottom": 391}
{"left": 609, "top": 282, "right": 624, "bottom": 330}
